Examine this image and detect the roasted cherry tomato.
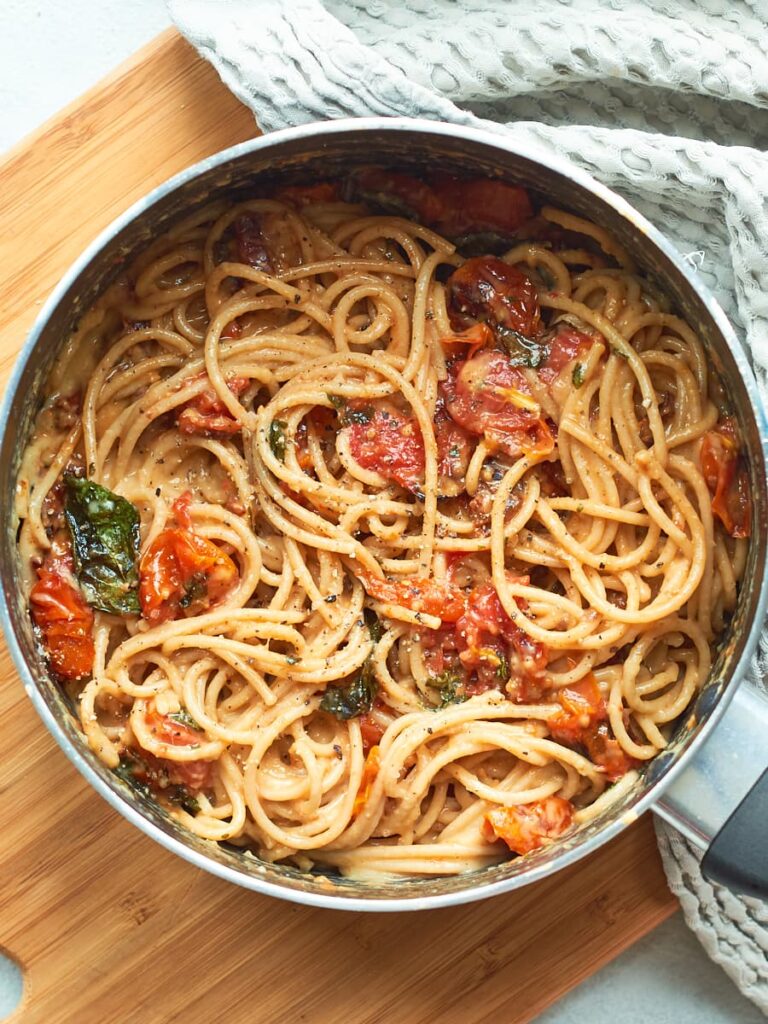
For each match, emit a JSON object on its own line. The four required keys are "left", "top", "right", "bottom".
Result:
{"left": 434, "top": 396, "right": 475, "bottom": 491}
{"left": 547, "top": 675, "right": 605, "bottom": 746}
{"left": 361, "top": 571, "right": 467, "bottom": 624}
{"left": 348, "top": 169, "right": 534, "bottom": 241}
{"left": 438, "top": 323, "right": 493, "bottom": 362}
{"left": 430, "top": 177, "right": 534, "bottom": 238}
{"left": 421, "top": 627, "right": 462, "bottom": 679}
{"left": 455, "top": 579, "right": 548, "bottom": 696}
{"left": 700, "top": 417, "right": 751, "bottom": 538}
{"left": 131, "top": 741, "right": 214, "bottom": 794}
{"left": 447, "top": 257, "right": 541, "bottom": 339}
{"left": 348, "top": 167, "right": 444, "bottom": 223}
{"left": 177, "top": 375, "right": 250, "bottom": 437}
{"left": 233, "top": 213, "right": 272, "bottom": 272}
{"left": 443, "top": 349, "right": 554, "bottom": 459}
{"left": 134, "top": 706, "right": 215, "bottom": 792}
{"left": 483, "top": 796, "right": 574, "bottom": 855}
{"left": 347, "top": 406, "right": 426, "bottom": 495}
{"left": 352, "top": 745, "right": 380, "bottom": 818}
{"left": 545, "top": 677, "right": 637, "bottom": 781}
{"left": 537, "top": 325, "right": 595, "bottom": 384}
{"left": 30, "top": 542, "right": 94, "bottom": 681}
{"left": 582, "top": 722, "right": 638, "bottom": 782}
{"left": 295, "top": 406, "right": 338, "bottom": 473}
{"left": 359, "top": 711, "right": 386, "bottom": 755}
{"left": 139, "top": 494, "right": 238, "bottom": 624}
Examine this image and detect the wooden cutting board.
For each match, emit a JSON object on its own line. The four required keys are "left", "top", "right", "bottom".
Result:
{"left": 0, "top": 29, "right": 677, "bottom": 1024}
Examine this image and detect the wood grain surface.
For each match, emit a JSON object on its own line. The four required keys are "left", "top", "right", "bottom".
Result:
{"left": 0, "top": 29, "right": 678, "bottom": 1024}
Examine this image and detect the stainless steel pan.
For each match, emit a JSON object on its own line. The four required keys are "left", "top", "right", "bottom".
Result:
{"left": 2, "top": 118, "right": 767, "bottom": 910}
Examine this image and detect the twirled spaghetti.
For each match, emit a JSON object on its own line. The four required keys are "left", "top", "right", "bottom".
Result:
{"left": 18, "top": 170, "right": 750, "bottom": 877}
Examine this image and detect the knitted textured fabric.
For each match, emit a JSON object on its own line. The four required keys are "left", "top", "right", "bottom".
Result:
{"left": 168, "top": 0, "right": 768, "bottom": 1009}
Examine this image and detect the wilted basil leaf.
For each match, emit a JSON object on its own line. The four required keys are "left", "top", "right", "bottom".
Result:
{"left": 321, "top": 658, "right": 377, "bottom": 719}
{"left": 168, "top": 708, "right": 201, "bottom": 730}
{"left": 498, "top": 328, "right": 547, "bottom": 369}
{"left": 64, "top": 476, "right": 140, "bottom": 614}
{"left": 427, "top": 668, "right": 468, "bottom": 709}
{"left": 268, "top": 420, "right": 287, "bottom": 461}
{"left": 453, "top": 230, "right": 516, "bottom": 257}
{"left": 114, "top": 755, "right": 151, "bottom": 799}
{"left": 364, "top": 608, "right": 384, "bottom": 644}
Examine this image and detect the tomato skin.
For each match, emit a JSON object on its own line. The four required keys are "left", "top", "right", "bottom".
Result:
{"left": 30, "top": 542, "right": 94, "bottom": 681}
{"left": 583, "top": 723, "right": 638, "bottom": 782}
{"left": 347, "top": 406, "right": 425, "bottom": 494}
{"left": 361, "top": 572, "right": 467, "bottom": 624}
{"left": 447, "top": 257, "right": 541, "bottom": 338}
{"left": 546, "top": 676, "right": 638, "bottom": 781}
{"left": 484, "top": 796, "right": 574, "bottom": 855}
{"left": 537, "top": 326, "right": 594, "bottom": 384}
{"left": 177, "top": 375, "right": 250, "bottom": 437}
{"left": 455, "top": 579, "right": 548, "bottom": 697}
{"left": 348, "top": 169, "right": 534, "bottom": 240}
{"left": 359, "top": 712, "right": 385, "bottom": 755}
{"left": 443, "top": 350, "right": 554, "bottom": 459}
{"left": 352, "top": 745, "right": 381, "bottom": 818}
{"left": 132, "top": 708, "right": 215, "bottom": 792}
{"left": 434, "top": 396, "right": 475, "bottom": 487}
{"left": 439, "top": 323, "right": 493, "bottom": 362}
{"left": 139, "top": 496, "right": 238, "bottom": 624}
{"left": 232, "top": 213, "right": 272, "bottom": 271}
{"left": 221, "top": 319, "right": 242, "bottom": 339}
{"left": 431, "top": 177, "right": 534, "bottom": 238}
{"left": 700, "top": 418, "right": 751, "bottom": 538}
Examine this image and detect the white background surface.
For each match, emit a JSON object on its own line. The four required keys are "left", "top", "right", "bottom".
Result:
{"left": 0, "top": 2, "right": 763, "bottom": 1021}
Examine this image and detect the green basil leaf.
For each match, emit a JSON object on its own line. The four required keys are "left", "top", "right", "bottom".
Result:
{"left": 64, "top": 476, "right": 140, "bottom": 614}
{"left": 452, "top": 231, "right": 517, "bottom": 257}
{"left": 496, "top": 652, "right": 511, "bottom": 682}
{"left": 343, "top": 404, "right": 374, "bottom": 426}
{"left": 364, "top": 608, "right": 384, "bottom": 644}
{"left": 426, "top": 668, "right": 468, "bottom": 709}
{"left": 168, "top": 708, "right": 201, "bottom": 730}
{"left": 498, "top": 328, "right": 547, "bottom": 369}
{"left": 114, "top": 756, "right": 151, "bottom": 800}
{"left": 268, "top": 420, "right": 287, "bottom": 461}
{"left": 572, "top": 363, "right": 586, "bottom": 388}
{"left": 179, "top": 793, "right": 200, "bottom": 816}
{"left": 321, "top": 657, "right": 377, "bottom": 719}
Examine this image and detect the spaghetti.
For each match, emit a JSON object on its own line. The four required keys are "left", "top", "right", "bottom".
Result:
{"left": 18, "top": 171, "right": 750, "bottom": 877}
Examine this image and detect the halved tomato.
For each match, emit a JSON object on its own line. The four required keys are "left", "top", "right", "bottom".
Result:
{"left": 30, "top": 544, "right": 94, "bottom": 681}
{"left": 347, "top": 406, "right": 426, "bottom": 494}
{"left": 139, "top": 494, "right": 238, "bottom": 624}
{"left": 447, "top": 257, "right": 541, "bottom": 339}
{"left": 443, "top": 350, "right": 554, "bottom": 459}
{"left": 360, "top": 571, "right": 467, "bottom": 624}
{"left": 177, "top": 375, "right": 250, "bottom": 437}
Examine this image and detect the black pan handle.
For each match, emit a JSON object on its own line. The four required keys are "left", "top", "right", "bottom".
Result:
{"left": 653, "top": 685, "right": 768, "bottom": 898}
{"left": 701, "top": 768, "right": 768, "bottom": 897}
